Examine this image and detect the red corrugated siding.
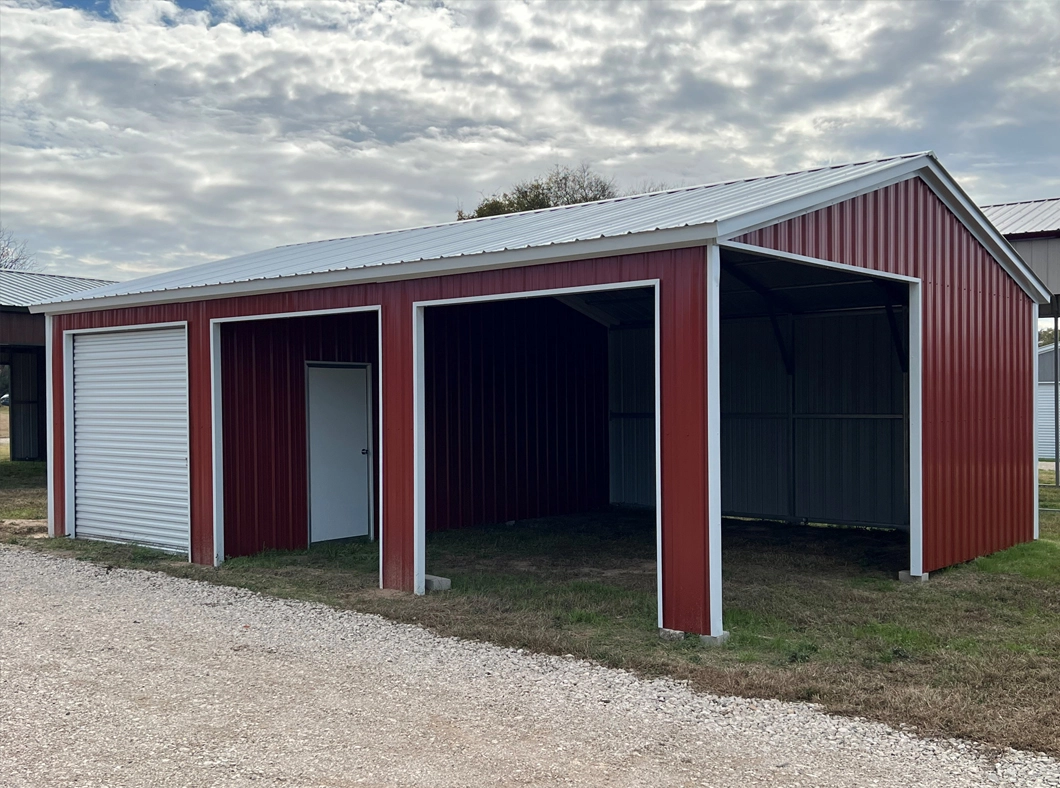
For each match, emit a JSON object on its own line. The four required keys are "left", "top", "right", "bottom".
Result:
{"left": 49, "top": 248, "right": 713, "bottom": 632}
{"left": 221, "top": 312, "right": 379, "bottom": 557}
{"left": 735, "top": 177, "right": 1035, "bottom": 571}
{"left": 424, "top": 298, "right": 609, "bottom": 531}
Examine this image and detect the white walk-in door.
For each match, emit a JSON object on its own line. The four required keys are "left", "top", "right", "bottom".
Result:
{"left": 307, "top": 364, "right": 372, "bottom": 542}
{"left": 71, "top": 328, "right": 190, "bottom": 553}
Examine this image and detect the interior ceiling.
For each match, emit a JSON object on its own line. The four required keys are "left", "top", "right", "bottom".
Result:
{"left": 720, "top": 249, "right": 908, "bottom": 319}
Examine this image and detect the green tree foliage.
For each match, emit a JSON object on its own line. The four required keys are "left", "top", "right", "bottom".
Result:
{"left": 458, "top": 164, "right": 620, "bottom": 220}
{"left": 1041, "top": 326, "right": 1057, "bottom": 347}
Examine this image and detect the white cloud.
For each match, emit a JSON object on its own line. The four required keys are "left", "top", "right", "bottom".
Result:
{"left": 0, "top": 0, "right": 1057, "bottom": 281}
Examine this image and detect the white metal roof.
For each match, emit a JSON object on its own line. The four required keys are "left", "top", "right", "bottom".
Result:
{"left": 0, "top": 269, "right": 114, "bottom": 308}
{"left": 981, "top": 198, "right": 1060, "bottom": 237}
{"left": 31, "top": 152, "right": 1051, "bottom": 312}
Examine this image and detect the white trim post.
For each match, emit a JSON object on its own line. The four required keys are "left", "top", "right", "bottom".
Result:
{"left": 62, "top": 331, "right": 75, "bottom": 538}
{"left": 412, "top": 303, "right": 427, "bottom": 595}
{"left": 654, "top": 280, "right": 664, "bottom": 629}
{"left": 704, "top": 243, "right": 727, "bottom": 643}
{"left": 210, "top": 320, "right": 225, "bottom": 565}
{"left": 45, "top": 315, "right": 55, "bottom": 537}
{"left": 908, "top": 281, "right": 925, "bottom": 578}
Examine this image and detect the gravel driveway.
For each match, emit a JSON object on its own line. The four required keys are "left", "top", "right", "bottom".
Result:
{"left": 2, "top": 548, "right": 1057, "bottom": 788}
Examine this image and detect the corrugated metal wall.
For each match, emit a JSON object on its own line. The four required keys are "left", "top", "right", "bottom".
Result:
{"left": 49, "top": 249, "right": 716, "bottom": 634}
{"left": 221, "top": 312, "right": 379, "bottom": 557}
{"left": 735, "top": 176, "right": 1036, "bottom": 571}
{"left": 1011, "top": 237, "right": 1060, "bottom": 298}
{"left": 721, "top": 311, "right": 907, "bottom": 528}
{"left": 609, "top": 326, "right": 655, "bottom": 506}
{"left": 1037, "top": 383, "right": 1057, "bottom": 459}
{"left": 424, "top": 298, "right": 609, "bottom": 531}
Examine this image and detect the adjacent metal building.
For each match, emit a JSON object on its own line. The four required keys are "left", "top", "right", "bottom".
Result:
{"left": 1, "top": 270, "right": 112, "bottom": 461}
{"left": 32, "top": 152, "right": 1047, "bottom": 641}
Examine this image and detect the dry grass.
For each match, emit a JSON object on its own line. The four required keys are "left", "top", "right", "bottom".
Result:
{"left": 3, "top": 501, "right": 1057, "bottom": 756}
{"left": 0, "top": 405, "right": 9, "bottom": 440}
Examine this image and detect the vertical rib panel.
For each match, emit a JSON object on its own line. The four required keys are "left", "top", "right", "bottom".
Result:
{"left": 735, "top": 177, "right": 1035, "bottom": 571}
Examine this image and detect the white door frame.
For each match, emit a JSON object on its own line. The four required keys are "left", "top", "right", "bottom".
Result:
{"left": 62, "top": 321, "right": 191, "bottom": 559}
{"left": 304, "top": 361, "right": 375, "bottom": 543}
{"left": 719, "top": 240, "right": 925, "bottom": 579}
{"left": 209, "top": 305, "right": 383, "bottom": 580}
{"left": 411, "top": 280, "right": 664, "bottom": 626}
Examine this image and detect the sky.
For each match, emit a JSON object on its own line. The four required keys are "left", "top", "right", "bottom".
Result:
{"left": 1, "top": 0, "right": 1058, "bottom": 282}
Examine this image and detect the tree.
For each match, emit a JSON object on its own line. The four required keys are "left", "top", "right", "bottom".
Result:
{"left": 458, "top": 164, "right": 620, "bottom": 220}
{"left": 0, "top": 226, "right": 37, "bottom": 271}
{"left": 1041, "top": 326, "right": 1057, "bottom": 347}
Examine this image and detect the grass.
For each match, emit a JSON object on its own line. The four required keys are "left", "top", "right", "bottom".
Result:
{"left": 0, "top": 419, "right": 48, "bottom": 519}
{"left": 1, "top": 462, "right": 1057, "bottom": 755}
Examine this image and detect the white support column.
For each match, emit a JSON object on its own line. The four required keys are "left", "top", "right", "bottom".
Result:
{"left": 412, "top": 304, "right": 426, "bottom": 596}
{"left": 210, "top": 320, "right": 225, "bottom": 565}
{"left": 45, "top": 314, "right": 55, "bottom": 538}
{"left": 704, "top": 242, "right": 727, "bottom": 643}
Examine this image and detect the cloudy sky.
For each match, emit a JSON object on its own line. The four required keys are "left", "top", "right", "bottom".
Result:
{"left": 1, "top": 0, "right": 1058, "bottom": 282}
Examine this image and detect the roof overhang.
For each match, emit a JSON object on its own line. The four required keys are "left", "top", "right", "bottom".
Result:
{"left": 31, "top": 152, "right": 1051, "bottom": 315}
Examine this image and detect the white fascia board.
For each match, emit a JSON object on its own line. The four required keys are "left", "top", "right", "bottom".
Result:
{"left": 30, "top": 222, "right": 719, "bottom": 316}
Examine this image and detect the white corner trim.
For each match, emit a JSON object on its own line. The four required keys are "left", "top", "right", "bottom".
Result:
{"left": 909, "top": 281, "right": 925, "bottom": 576}
{"left": 45, "top": 314, "right": 55, "bottom": 538}
{"left": 705, "top": 244, "right": 725, "bottom": 638}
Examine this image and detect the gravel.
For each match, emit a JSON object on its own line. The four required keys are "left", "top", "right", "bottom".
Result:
{"left": 2, "top": 547, "right": 1058, "bottom": 788}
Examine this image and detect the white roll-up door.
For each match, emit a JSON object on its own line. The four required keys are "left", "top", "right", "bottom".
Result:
{"left": 71, "top": 327, "right": 190, "bottom": 554}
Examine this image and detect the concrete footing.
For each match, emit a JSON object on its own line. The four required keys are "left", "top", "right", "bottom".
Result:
{"left": 898, "top": 570, "right": 930, "bottom": 583}
{"left": 424, "top": 574, "right": 451, "bottom": 592}
{"left": 658, "top": 628, "right": 730, "bottom": 646}
{"left": 700, "top": 631, "right": 730, "bottom": 647}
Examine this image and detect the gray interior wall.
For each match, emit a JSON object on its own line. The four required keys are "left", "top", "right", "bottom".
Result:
{"left": 608, "top": 326, "right": 655, "bottom": 506}
{"left": 721, "top": 310, "right": 909, "bottom": 528}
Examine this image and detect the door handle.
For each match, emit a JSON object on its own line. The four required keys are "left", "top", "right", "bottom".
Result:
{"left": 361, "top": 448, "right": 369, "bottom": 455}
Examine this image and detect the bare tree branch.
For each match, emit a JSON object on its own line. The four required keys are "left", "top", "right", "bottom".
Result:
{"left": 0, "top": 226, "right": 38, "bottom": 271}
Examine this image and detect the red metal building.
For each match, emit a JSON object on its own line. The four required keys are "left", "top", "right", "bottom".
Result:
{"left": 32, "top": 153, "right": 1047, "bottom": 641}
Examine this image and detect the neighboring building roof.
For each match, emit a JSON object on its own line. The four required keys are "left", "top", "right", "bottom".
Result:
{"left": 981, "top": 197, "right": 1060, "bottom": 237}
{"left": 31, "top": 151, "right": 1050, "bottom": 313}
{"left": 1, "top": 269, "right": 114, "bottom": 308}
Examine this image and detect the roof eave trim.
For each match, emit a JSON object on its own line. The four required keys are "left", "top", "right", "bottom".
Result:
{"left": 30, "top": 221, "right": 720, "bottom": 315}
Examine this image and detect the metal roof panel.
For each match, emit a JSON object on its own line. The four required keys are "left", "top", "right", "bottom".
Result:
{"left": 981, "top": 198, "right": 1060, "bottom": 236}
{"left": 1, "top": 270, "right": 114, "bottom": 308}
{"left": 40, "top": 154, "right": 926, "bottom": 306}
